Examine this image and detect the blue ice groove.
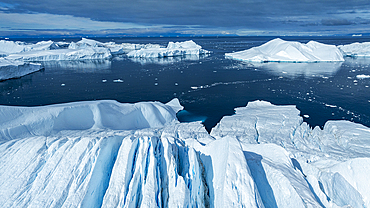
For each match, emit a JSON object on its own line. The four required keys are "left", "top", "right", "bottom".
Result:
{"left": 81, "top": 136, "right": 123, "bottom": 208}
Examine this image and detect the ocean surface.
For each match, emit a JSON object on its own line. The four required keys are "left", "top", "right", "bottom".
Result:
{"left": 1, "top": 36, "right": 370, "bottom": 131}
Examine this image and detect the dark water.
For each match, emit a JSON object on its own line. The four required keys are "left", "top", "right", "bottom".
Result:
{"left": 1, "top": 36, "right": 370, "bottom": 131}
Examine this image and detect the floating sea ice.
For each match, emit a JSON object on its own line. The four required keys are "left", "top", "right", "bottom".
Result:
{"left": 356, "top": 74, "right": 370, "bottom": 79}
{"left": 113, "top": 79, "right": 123, "bottom": 83}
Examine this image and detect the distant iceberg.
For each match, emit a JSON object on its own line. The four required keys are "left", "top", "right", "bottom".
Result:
{"left": 127, "top": 40, "right": 210, "bottom": 58}
{"left": 226, "top": 38, "right": 344, "bottom": 62}
{"left": 1, "top": 99, "right": 370, "bottom": 207}
{"left": 0, "top": 58, "right": 43, "bottom": 81}
{"left": 338, "top": 42, "right": 370, "bottom": 57}
{"left": 0, "top": 40, "right": 58, "bottom": 56}
{"left": 70, "top": 38, "right": 161, "bottom": 55}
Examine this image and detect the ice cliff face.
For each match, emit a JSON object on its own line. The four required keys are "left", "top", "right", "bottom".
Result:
{"left": 226, "top": 38, "right": 345, "bottom": 63}
{"left": 1, "top": 99, "right": 370, "bottom": 208}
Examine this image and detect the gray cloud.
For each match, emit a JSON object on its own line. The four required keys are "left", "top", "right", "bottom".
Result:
{"left": 1, "top": 0, "right": 370, "bottom": 35}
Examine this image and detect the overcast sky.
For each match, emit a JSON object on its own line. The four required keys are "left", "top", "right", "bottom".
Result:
{"left": 1, "top": 0, "right": 370, "bottom": 37}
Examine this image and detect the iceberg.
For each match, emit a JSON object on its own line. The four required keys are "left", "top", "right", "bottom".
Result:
{"left": 0, "top": 40, "right": 58, "bottom": 56}
{"left": 127, "top": 40, "right": 210, "bottom": 58}
{"left": 69, "top": 38, "right": 161, "bottom": 55}
{"left": 225, "top": 38, "right": 344, "bottom": 63}
{"left": 1, "top": 99, "right": 370, "bottom": 207}
{"left": 0, "top": 58, "right": 43, "bottom": 81}
{"left": 5, "top": 47, "right": 111, "bottom": 61}
{"left": 338, "top": 42, "right": 370, "bottom": 57}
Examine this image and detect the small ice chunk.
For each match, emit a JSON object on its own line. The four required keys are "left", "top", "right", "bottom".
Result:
{"left": 356, "top": 74, "right": 370, "bottom": 79}
{"left": 113, "top": 79, "right": 123, "bottom": 83}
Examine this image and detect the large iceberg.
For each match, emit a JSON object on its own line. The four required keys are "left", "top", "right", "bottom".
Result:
{"left": 226, "top": 38, "right": 344, "bottom": 63}
{"left": 0, "top": 58, "right": 43, "bottom": 81}
{"left": 127, "top": 40, "right": 210, "bottom": 58}
{"left": 337, "top": 42, "right": 370, "bottom": 57}
{"left": 1, "top": 98, "right": 370, "bottom": 207}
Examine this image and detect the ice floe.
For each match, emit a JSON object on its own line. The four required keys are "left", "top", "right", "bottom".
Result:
{"left": 226, "top": 38, "right": 344, "bottom": 63}
{"left": 1, "top": 99, "right": 370, "bottom": 207}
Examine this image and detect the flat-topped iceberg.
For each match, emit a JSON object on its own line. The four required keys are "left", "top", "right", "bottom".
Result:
{"left": 226, "top": 38, "right": 344, "bottom": 62}
{"left": 127, "top": 40, "right": 210, "bottom": 58}
{"left": 0, "top": 58, "right": 43, "bottom": 81}
{"left": 1, "top": 99, "right": 370, "bottom": 207}
{"left": 338, "top": 42, "right": 370, "bottom": 57}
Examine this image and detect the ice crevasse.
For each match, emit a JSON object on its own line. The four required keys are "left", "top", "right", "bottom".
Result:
{"left": 1, "top": 98, "right": 370, "bottom": 207}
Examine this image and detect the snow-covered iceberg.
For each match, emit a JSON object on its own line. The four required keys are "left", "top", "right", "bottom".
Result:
{"left": 226, "top": 38, "right": 344, "bottom": 63}
{"left": 1, "top": 99, "right": 370, "bottom": 207}
{"left": 0, "top": 58, "right": 43, "bottom": 81}
{"left": 338, "top": 42, "right": 370, "bottom": 57}
{"left": 127, "top": 40, "right": 210, "bottom": 58}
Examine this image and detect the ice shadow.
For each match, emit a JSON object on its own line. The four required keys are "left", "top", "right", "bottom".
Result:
{"left": 243, "top": 151, "right": 278, "bottom": 208}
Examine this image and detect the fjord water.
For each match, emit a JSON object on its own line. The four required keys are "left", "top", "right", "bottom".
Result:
{"left": 0, "top": 36, "right": 370, "bottom": 131}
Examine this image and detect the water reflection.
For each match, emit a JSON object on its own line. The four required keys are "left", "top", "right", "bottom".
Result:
{"left": 251, "top": 62, "right": 343, "bottom": 78}
{"left": 128, "top": 54, "right": 209, "bottom": 65}
{"left": 343, "top": 57, "right": 370, "bottom": 67}
{"left": 42, "top": 60, "right": 111, "bottom": 73}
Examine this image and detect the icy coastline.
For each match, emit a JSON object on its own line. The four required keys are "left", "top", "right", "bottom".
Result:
{"left": 1, "top": 99, "right": 369, "bottom": 207}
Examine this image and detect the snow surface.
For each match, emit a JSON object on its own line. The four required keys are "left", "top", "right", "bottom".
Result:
{"left": 338, "top": 42, "right": 370, "bottom": 57}
{"left": 127, "top": 40, "right": 210, "bottom": 58}
{"left": 0, "top": 58, "right": 43, "bottom": 81}
{"left": 226, "top": 38, "right": 344, "bottom": 63}
{"left": 1, "top": 99, "right": 370, "bottom": 207}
